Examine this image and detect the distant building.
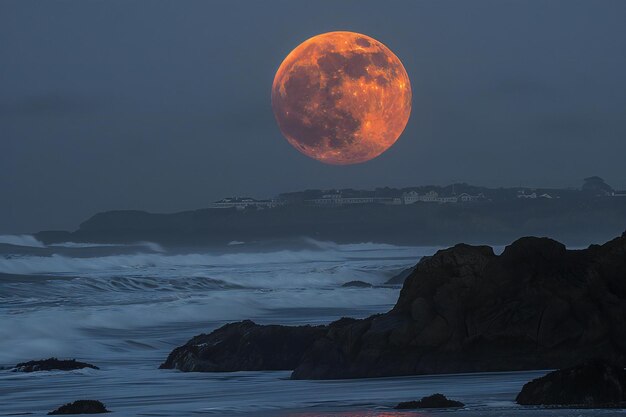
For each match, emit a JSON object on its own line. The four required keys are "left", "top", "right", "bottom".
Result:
{"left": 517, "top": 191, "right": 537, "bottom": 199}
{"left": 421, "top": 191, "right": 439, "bottom": 202}
{"left": 612, "top": 191, "right": 626, "bottom": 197}
{"left": 402, "top": 190, "right": 439, "bottom": 204}
{"left": 339, "top": 197, "right": 376, "bottom": 205}
{"left": 437, "top": 196, "right": 458, "bottom": 203}
{"left": 379, "top": 197, "right": 402, "bottom": 205}
{"left": 307, "top": 194, "right": 400, "bottom": 206}
{"left": 308, "top": 194, "right": 344, "bottom": 206}
{"left": 458, "top": 193, "right": 483, "bottom": 202}
{"left": 403, "top": 190, "right": 481, "bottom": 204}
{"left": 209, "top": 197, "right": 280, "bottom": 210}
{"left": 517, "top": 190, "right": 555, "bottom": 200}
{"left": 402, "top": 191, "right": 420, "bottom": 205}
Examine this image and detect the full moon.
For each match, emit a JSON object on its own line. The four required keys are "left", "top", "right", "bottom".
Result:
{"left": 272, "top": 31, "right": 411, "bottom": 165}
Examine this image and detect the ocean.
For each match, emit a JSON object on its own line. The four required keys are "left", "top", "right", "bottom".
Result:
{"left": 0, "top": 236, "right": 621, "bottom": 416}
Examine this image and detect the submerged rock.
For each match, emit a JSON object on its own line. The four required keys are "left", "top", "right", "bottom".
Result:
{"left": 48, "top": 400, "right": 109, "bottom": 414}
{"left": 341, "top": 280, "right": 373, "bottom": 288}
{"left": 395, "top": 393, "right": 464, "bottom": 409}
{"left": 516, "top": 360, "right": 626, "bottom": 407}
{"left": 163, "top": 232, "right": 626, "bottom": 379}
{"left": 13, "top": 358, "right": 99, "bottom": 372}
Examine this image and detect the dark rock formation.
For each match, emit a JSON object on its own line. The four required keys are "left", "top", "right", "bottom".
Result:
{"left": 160, "top": 320, "right": 326, "bottom": 372}
{"left": 341, "top": 280, "right": 373, "bottom": 288}
{"left": 385, "top": 265, "right": 415, "bottom": 285}
{"left": 516, "top": 360, "right": 626, "bottom": 407}
{"left": 48, "top": 400, "right": 109, "bottom": 414}
{"left": 395, "top": 393, "right": 464, "bottom": 409}
{"left": 163, "top": 233, "right": 626, "bottom": 379}
{"left": 13, "top": 358, "right": 99, "bottom": 372}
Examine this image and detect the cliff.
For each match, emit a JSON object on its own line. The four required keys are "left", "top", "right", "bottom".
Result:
{"left": 36, "top": 199, "right": 626, "bottom": 247}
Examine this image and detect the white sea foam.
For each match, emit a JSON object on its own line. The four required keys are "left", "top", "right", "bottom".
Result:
{"left": 0, "top": 244, "right": 425, "bottom": 279}
{"left": 0, "top": 240, "right": 425, "bottom": 365}
{"left": 0, "top": 234, "right": 45, "bottom": 248}
{"left": 49, "top": 240, "right": 165, "bottom": 251}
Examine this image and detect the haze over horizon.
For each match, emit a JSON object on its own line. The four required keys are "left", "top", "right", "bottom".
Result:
{"left": 2, "top": 0, "right": 626, "bottom": 233}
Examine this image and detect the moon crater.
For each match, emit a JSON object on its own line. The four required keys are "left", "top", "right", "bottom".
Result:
{"left": 272, "top": 31, "right": 411, "bottom": 165}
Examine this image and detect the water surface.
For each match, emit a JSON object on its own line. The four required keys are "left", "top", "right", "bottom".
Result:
{"left": 0, "top": 236, "right": 619, "bottom": 416}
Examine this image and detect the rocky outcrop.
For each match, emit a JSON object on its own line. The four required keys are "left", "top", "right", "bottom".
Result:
{"left": 13, "top": 358, "right": 99, "bottom": 372}
{"left": 163, "top": 232, "right": 626, "bottom": 379}
{"left": 395, "top": 393, "right": 464, "bottom": 409}
{"left": 160, "top": 320, "right": 326, "bottom": 372}
{"left": 385, "top": 265, "right": 415, "bottom": 285}
{"left": 48, "top": 400, "right": 109, "bottom": 414}
{"left": 516, "top": 360, "right": 626, "bottom": 407}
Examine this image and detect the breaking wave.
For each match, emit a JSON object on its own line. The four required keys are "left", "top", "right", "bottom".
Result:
{"left": 0, "top": 234, "right": 45, "bottom": 248}
{"left": 0, "top": 239, "right": 431, "bottom": 364}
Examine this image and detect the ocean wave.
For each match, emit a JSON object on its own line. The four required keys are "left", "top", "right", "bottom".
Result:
{"left": 0, "top": 285, "right": 399, "bottom": 364}
{"left": 301, "top": 237, "right": 418, "bottom": 252}
{"left": 0, "top": 244, "right": 424, "bottom": 277}
{"left": 0, "top": 234, "right": 45, "bottom": 248}
{"left": 79, "top": 275, "right": 246, "bottom": 293}
{"left": 0, "top": 240, "right": 428, "bottom": 364}
{"left": 49, "top": 241, "right": 165, "bottom": 252}
{"left": 0, "top": 234, "right": 165, "bottom": 253}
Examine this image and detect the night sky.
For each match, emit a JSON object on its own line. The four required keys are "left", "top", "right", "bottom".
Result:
{"left": 2, "top": 0, "right": 626, "bottom": 233}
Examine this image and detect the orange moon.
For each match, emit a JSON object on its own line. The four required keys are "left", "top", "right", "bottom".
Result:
{"left": 271, "top": 31, "right": 411, "bottom": 165}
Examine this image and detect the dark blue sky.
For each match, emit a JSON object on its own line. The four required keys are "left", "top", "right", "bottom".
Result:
{"left": 2, "top": 0, "right": 625, "bottom": 233}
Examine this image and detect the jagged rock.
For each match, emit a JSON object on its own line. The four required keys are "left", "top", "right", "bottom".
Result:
{"left": 162, "top": 233, "right": 626, "bottom": 379}
{"left": 341, "top": 280, "right": 373, "bottom": 288}
{"left": 160, "top": 320, "right": 326, "bottom": 372}
{"left": 385, "top": 265, "right": 415, "bottom": 285}
{"left": 395, "top": 393, "right": 464, "bottom": 409}
{"left": 13, "top": 358, "right": 99, "bottom": 372}
{"left": 516, "top": 360, "right": 626, "bottom": 407}
{"left": 48, "top": 400, "right": 109, "bottom": 414}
